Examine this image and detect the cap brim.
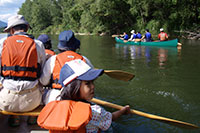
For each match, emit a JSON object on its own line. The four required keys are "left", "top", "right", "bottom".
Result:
{"left": 3, "top": 23, "right": 30, "bottom": 32}
{"left": 4, "top": 27, "right": 10, "bottom": 32}
{"left": 57, "top": 41, "right": 67, "bottom": 50}
{"left": 77, "top": 69, "right": 104, "bottom": 81}
{"left": 58, "top": 38, "right": 80, "bottom": 50}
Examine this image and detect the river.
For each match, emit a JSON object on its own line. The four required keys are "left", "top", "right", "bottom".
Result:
{"left": 0, "top": 33, "right": 200, "bottom": 133}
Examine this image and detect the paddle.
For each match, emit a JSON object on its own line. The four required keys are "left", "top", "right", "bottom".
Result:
{"left": 112, "top": 35, "right": 120, "bottom": 37}
{"left": 91, "top": 98, "right": 199, "bottom": 129}
{"left": 178, "top": 42, "right": 182, "bottom": 46}
{"left": 104, "top": 70, "right": 135, "bottom": 81}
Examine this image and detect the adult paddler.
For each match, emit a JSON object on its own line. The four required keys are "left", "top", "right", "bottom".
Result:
{"left": 0, "top": 15, "right": 46, "bottom": 126}
{"left": 158, "top": 28, "right": 168, "bottom": 41}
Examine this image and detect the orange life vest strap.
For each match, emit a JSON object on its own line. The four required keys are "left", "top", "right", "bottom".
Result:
{"left": 37, "top": 100, "right": 92, "bottom": 132}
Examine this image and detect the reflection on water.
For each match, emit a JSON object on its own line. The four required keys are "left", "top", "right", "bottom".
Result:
{"left": 157, "top": 48, "right": 168, "bottom": 69}
{"left": 115, "top": 43, "right": 181, "bottom": 69}
{"left": 1, "top": 34, "right": 199, "bottom": 132}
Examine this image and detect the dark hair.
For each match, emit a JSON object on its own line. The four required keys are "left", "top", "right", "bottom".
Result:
{"left": 12, "top": 24, "right": 28, "bottom": 32}
{"left": 58, "top": 48, "right": 81, "bottom": 54}
{"left": 59, "top": 79, "right": 82, "bottom": 101}
{"left": 58, "top": 48, "right": 71, "bottom": 53}
{"left": 146, "top": 29, "right": 149, "bottom": 32}
{"left": 44, "top": 40, "right": 52, "bottom": 49}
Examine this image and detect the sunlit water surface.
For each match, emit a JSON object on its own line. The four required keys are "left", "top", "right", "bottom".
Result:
{"left": 0, "top": 33, "right": 199, "bottom": 133}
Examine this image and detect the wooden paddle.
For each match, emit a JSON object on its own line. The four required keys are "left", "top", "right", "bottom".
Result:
{"left": 104, "top": 70, "right": 135, "bottom": 81}
{"left": 178, "top": 42, "right": 182, "bottom": 46}
{"left": 112, "top": 35, "right": 120, "bottom": 37}
{"left": 91, "top": 98, "right": 199, "bottom": 129}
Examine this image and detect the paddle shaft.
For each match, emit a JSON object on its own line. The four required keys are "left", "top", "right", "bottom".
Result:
{"left": 91, "top": 98, "right": 199, "bottom": 129}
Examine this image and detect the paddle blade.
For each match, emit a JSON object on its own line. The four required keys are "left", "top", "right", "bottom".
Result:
{"left": 112, "top": 35, "right": 119, "bottom": 37}
{"left": 104, "top": 70, "right": 135, "bottom": 81}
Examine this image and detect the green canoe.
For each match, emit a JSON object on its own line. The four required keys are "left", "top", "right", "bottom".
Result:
{"left": 115, "top": 37, "right": 178, "bottom": 47}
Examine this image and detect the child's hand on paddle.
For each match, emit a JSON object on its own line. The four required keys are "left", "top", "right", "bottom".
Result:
{"left": 121, "top": 105, "right": 131, "bottom": 115}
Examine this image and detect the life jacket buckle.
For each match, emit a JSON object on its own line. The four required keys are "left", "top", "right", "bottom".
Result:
{"left": 14, "top": 65, "right": 20, "bottom": 72}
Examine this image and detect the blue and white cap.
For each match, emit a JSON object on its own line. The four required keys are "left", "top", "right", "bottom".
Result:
{"left": 59, "top": 59, "right": 104, "bottom": 86}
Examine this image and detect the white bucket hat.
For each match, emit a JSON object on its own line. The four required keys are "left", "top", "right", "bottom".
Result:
{"left": 131, "top": 30, "right": 135, "bottom": 34}
{"left": 160, "top": 28, "right": 164, "bottom": 32}
{"left": 4, "top": 15, "right": 29, "bottom": 32}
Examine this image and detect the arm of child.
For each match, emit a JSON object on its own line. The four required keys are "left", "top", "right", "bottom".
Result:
{"left": 112, "top": 105, "right": 131, "bottom": 121}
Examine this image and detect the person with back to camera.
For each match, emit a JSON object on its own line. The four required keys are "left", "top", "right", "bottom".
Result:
{"left": 158, "top": 28, "right": 168, "bottom": 41}
{"left": 0, "top": 15, "right": 46, "bottom": 126}
{"left": 142, "top": 29, "right": 152, "bottom": 42}
{"left": 128, "top": 30, "right": 137, "bottom": 41}
{"left": 37, "top": 34, "right": 56, "bottom": 60}
{"left": 120, "top": 32, "right": 129, "bottom": 40}
{"left": 39, "top": 30, "right": 94, "bottom": 105}
{"left": 37, "top": 59, "right": 131, "bottom": 132}
{"left": 136, "top": 31, "right": 142, "bottom": 39}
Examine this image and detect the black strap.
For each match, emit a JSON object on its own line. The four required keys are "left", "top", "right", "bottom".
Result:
{"left": 2, "top": 65, "right": 37, "bottom": 72}
{"left": 3, "top": 76, "right": 37, "bottom": 81}
{"left": 53, "top": 78, "right": 59, "bottom": 84}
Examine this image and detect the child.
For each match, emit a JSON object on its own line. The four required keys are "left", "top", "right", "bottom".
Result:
{"left": 38, "top": 59, "right": 131, "bottom": 132}
{"left": 37, "top": 34, "right": 56, "bottom": 60}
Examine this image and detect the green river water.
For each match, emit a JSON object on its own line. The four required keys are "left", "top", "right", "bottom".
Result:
{"left": 1, "top": 34, "right": 200, "bottom": 133}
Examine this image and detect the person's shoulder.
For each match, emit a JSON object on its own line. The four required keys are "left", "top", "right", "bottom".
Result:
{"left": 34, "top": 39, "right": 43, "bottom": 45}
{"left": 34, "top": 39, "right": 45, "bottom": 49}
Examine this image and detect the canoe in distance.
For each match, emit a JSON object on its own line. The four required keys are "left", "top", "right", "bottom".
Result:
{"left": 115, "top": 37, "right": 178, "bottom": 47}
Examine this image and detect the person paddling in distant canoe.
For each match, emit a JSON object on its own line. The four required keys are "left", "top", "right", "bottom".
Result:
{"left": 142, "top": 29, "right": 152, "bottom": 42}
{"left": 37, "top": 34, "right": 56, "bottom": 60}
{"left": 120, "top": 32, "right": 129, "bottom": 40}
{"left": 136, "top": 31, "right": 142, "bottom": 39}
{"left": 158, "top": 28, "right": 168, "bottom": 41}
{"left": 128, "top": 30, "right": 137, "bottom": 41}
{"left": 37, "top": 59, "right": 131, "bottom": 132}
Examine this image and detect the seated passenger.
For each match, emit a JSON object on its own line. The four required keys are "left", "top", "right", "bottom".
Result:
{"left": 39, "top": 30, "right": 93, "bottom": 105}
{"left": 128, "top": 30, "right": 137, "bottom": 41}
{"left": 38, "top": 59, "right": 131, "bottom": 132}
{"left": 120, "top": 32, "right": 129, "bottom": 40}
{"left": 158, "top": 28, "right": 168, "bottom": 41}
{"left": 0, "top": 15, "right": 46, "bottom": 126}
{"left": 37, "top": 34, "right": 56, "bottom": 60}
{"left": 142, "top": 29, "right": 152, "bottom": 42}
{"left": 136, "top": 32, "right": 142, "bottom": 39}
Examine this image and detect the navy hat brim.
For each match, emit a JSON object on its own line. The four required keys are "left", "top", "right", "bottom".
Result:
{"left": 77, "top": 69, "right": 104, "bottom": 81}
{"left": 57, "top": 38, "right": 80, "bottom": 51}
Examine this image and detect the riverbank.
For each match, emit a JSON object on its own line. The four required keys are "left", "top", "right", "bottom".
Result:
{"left": 177, "top": 30, "right": 200, "bottom": 40}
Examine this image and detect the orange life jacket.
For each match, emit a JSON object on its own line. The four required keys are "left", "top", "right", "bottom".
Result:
{"left": 52, "top": 51, "right": 85, "bottom": 89}
{"left": 37, "top": 100, "right": 92, "bottom": 133}
{"left": 1, "top": 35, "right": 40, "bottom": 81}
{"left": 45, "top": 49, "right": 56, "bottom": 56}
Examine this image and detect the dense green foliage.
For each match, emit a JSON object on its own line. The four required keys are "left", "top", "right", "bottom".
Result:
{"left": 18, "top": 0, "right": 200, "bottom": 35}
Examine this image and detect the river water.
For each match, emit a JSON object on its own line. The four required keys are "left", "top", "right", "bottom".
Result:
{"left": 0, "top": 33, "right": 200, "bottom": 133}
